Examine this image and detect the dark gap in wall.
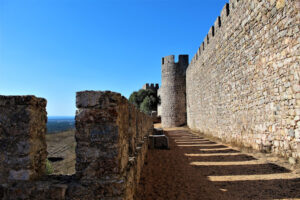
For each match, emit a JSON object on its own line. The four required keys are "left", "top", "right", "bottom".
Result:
{"left": 226, "top": 3, "right": 230, "bottom": 16}
{"left": 46, "top": 116, "right": 76, "bottom": 175}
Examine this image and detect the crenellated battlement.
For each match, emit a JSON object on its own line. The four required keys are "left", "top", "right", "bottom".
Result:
{"left": 178, "top": 55, "right": 189, "bottom": 66}
{"left": 0, "top": 91, "right": 153, "bottom": 199}
{"left": 161, "top": 55, "right": 174, "bottom": 64}
{"left": 191, "top": 0, "right": 300, "bottom": 66}
{"left": 191, "top": 1, "right": 236, "bottom": 64}
{"left": 162, "top": 54, "right": 189, "bottom": 66}
{"left": 187, "top": 0, "right": 300, "bottom": 163}
{"left": 142, "top": 83, "right": 159, "bottom": 92}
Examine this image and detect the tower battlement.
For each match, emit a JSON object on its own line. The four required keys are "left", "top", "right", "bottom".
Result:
{"left": 142, "top": 83, "right": 159, "bottom": 92}
{"left": 162, "top": 55, "right": 189, "bottom": 66}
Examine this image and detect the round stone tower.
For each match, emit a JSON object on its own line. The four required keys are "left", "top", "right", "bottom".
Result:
{"left": 161, "top": 55, "right": 189, "bottom": 128}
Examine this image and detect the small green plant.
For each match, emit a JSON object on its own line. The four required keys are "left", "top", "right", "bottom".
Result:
{"left": 46, "top": 159, "right": 54, "bottom": 175}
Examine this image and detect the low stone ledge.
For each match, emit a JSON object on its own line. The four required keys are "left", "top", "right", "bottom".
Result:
{"left": 0, "top": 176, "right": 126, "bottom": 200}
{"left": 153, "top": 128, "right": 164, "bottom": 135}
{"left": 149, "top": 135, "right": 169, "bottom": 149}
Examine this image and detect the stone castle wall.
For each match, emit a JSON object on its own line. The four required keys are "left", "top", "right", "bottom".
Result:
{"left": 0, "top": 91, "right": 153, "bottom": 200}
{"left": 0, "top": 96, "right": 48, "bottom": 184}
{"left": 161, "top": 55, "right": 189, "bottom": 128}
{"left": 75, "top": 91, "right": 153, "bottom": 199}
{"left": 186, "top": 0, "right": 300, "bottom": 160}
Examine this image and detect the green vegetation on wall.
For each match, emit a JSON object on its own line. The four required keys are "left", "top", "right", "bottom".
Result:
{"left": 45, "top": 159, "right": 54, "bottom": 175}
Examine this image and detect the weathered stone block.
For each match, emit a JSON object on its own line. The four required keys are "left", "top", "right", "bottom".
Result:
{"left": 153, "top": 128, "right": 164, "bottom": 135}
{"left": 151, "top": 111, "right": 161, "bottom": 123}
{"left": 75, "top": 91, "right": 153, "bottom": 183}
{"left": 149, "top": 135, "right": 169, "bottom": 149}
{"left": 0, "top": 95, "right": 47, "bottom": 183}
{"left": 49, "top": 184, "right": 68, "bottom": 200}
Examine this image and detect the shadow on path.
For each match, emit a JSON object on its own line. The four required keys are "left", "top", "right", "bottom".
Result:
{"left": 136, "top": 129, "right": 300, "bottom": 200}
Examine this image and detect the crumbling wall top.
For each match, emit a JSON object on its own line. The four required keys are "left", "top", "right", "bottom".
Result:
{"left": 76, "top": 90, "right": 124, "bottom": 108}
{"left": 0, "top": 95, "right": 47, "bottom": 107}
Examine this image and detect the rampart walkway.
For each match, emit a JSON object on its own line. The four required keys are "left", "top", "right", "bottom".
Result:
{"left": 136, "top": 127, "right": 300, "bottom": 200}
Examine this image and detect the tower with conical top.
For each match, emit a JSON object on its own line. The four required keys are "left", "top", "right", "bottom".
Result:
{"left": 160, "top": 55, "right": 189, "bottom": 128}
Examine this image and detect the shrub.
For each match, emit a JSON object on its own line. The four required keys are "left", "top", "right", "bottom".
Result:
{"left": 140, "top": 96, "right": 152, "bottom": 114}
{"left": 46, "top": 159, "right": 54, "bottom": 175}
{"left": 129, "top": 89, "right": 160, "bottom": 114}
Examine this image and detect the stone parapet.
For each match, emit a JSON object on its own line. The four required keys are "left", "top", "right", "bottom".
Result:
{"left": 75, "top": 90, "right": 153, "bottom": 198}
{"left": 0, "top": 95, "right": 47, "bottom": 183}
{"left": 0, "top": 91, "right": 153, "bottom": 199}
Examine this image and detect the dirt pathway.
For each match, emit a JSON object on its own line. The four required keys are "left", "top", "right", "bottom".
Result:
{"left": 136, "top": 128, "right": 300, "bottom": 200}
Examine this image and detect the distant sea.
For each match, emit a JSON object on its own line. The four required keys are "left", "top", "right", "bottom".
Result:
{"left": 47, "top": 116, "right": 75, "bottom": 134}
{"left": 48, "top": 116, "right": 75, "bottom": 120}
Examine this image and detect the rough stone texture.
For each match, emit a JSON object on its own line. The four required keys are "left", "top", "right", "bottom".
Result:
{"left": 161, "top": 55, "right": 189, "bottom": 128}
{"left": 75, "top": 90, "right": 153, "bottom": 199}
{"left": 0, "top": 91, "right": 153, "bottom": 200}
{"left": 0, "top": 95, "right": 47, "bottom": 184}
{"left": 186, "top": 0, "right": 300, "bottom": 160}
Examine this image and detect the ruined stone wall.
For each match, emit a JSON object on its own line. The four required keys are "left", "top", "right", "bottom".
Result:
{"left": 0, "top": 91, "right": 153, "bottom": 200}
{"left": 75, "top": 91, "right": 153, "bottom": 199}
{"left": 0, "top": 96, "right": 48, "bottom": 184}
{"left": 161, "top": 55, "right": 189, "bottom": 128}
{"left": 187, "top": 0, "right": 300, "bottom": 160}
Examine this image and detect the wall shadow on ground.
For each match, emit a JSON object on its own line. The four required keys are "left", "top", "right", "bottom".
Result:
{"left": 136, "top": 130, "right": 300, "bottom": 200}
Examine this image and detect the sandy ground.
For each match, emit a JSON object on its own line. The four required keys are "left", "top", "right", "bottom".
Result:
{"left": 46, "top": 130, "right": 76, "bottom": 175}
{"left": 136, "top": 127, "right": 300, "bottom": 200}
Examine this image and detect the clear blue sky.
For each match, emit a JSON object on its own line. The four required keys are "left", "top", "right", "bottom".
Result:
{"left": 0, "top": 0, "right": 228, "bottom": 116}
